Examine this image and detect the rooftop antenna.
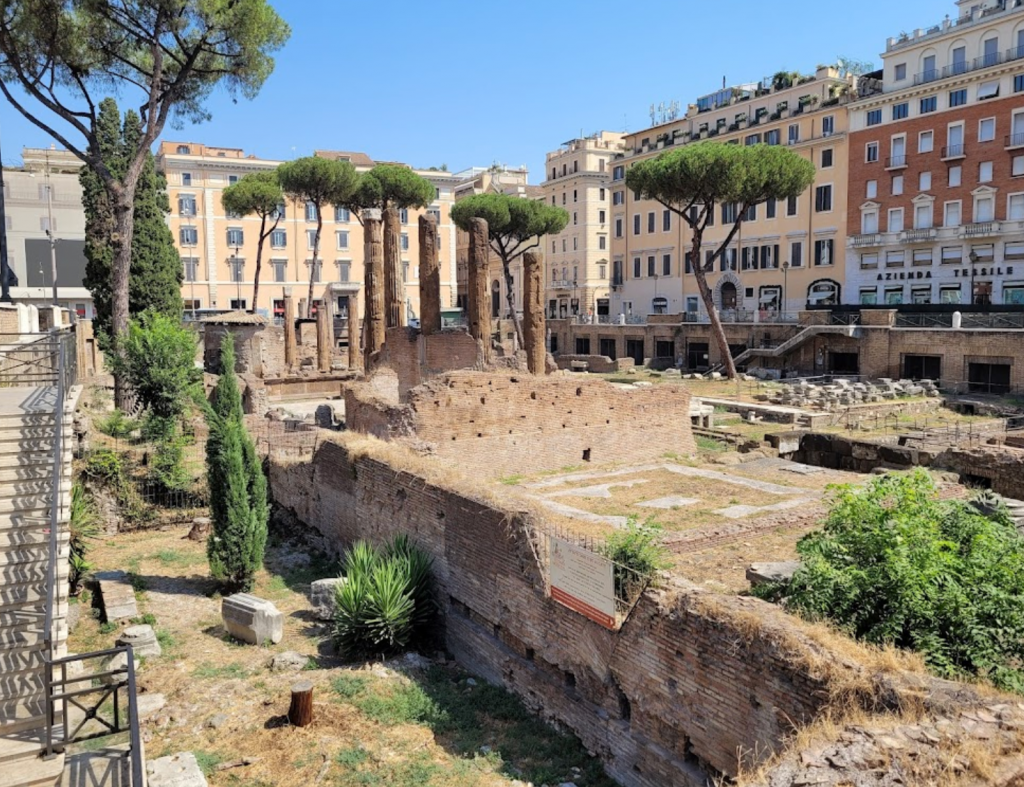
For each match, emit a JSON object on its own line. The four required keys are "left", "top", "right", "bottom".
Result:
{"left": 722, "top": 76, "right": 726, "bottom": 89}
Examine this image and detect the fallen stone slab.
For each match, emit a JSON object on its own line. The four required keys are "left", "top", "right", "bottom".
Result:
{"left": 146, "top": 752, "right": 208, "bottom": 787}
{"left": 309, "top": 577, "right": 347, "bottom": 621}
{"left": 135, "top": 692, "right": 166, "bottom": 719}
{"left": 746, "top": 561, "right": 802, "bottom": 586}
{"left": 222, "top": 593, "right": 284, "bottom": 646}
{"left": 98, "top": 579, "right": 137, "bottom": 622}
{"left": 116, "top": 624, "right": 162, "bottom": 658}
{"left": 99, "top": 650, "right": 140, "bottom": 686}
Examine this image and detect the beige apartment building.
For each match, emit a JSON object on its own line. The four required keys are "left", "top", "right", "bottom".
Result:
{"left": 610, "top": 66, "right": 858, "bottom": 328}
{"left": 541, "top": 132, "right": 625, "bottom": 319}
{"left": 2, "top": 147, "right": 94, "bottom": 317}
{"left": 452, "top": 164, "right": 543, "bottom": 316}
{"left": 157, "top": 142, "right": 462, "bottom": 321}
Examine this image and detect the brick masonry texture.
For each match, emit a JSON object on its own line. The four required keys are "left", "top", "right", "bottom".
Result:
{"left": 267, "top": 433, "right": 995, "bottom": 787}
{"left": 344, "top": 370, "right": 697, "bottom": 478}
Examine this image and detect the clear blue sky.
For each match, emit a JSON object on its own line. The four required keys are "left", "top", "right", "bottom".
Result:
{"left": 1, "top": 0, "right": 948, "bottom": 178}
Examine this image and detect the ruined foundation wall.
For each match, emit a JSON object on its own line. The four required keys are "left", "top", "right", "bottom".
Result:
{"left": 345, "top": 371, "right": 697, "bottom": 478}
{"left": 375, "top": 327, "right": 481, "bottom": 400}
{"left": 269, "top": 436, "right": 843, "bottom": 786}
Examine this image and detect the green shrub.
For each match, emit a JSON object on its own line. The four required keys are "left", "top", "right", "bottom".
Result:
{"left": 83, "top": 448, "right": 152, "bottom": 526}
{"left": 599, "top": 516, "right": 670, "bottom": 603}
{"left": 69, "top": 483, "right": 101, "bottom": 592}
{"left": 755, "top": 469, "right": 1024, "bottom": 693}
{"left": 94, "top": 410, "right": 138, "bottom": 439}
{"left": 332, "top": 535, "right": 435, "bottom": 658}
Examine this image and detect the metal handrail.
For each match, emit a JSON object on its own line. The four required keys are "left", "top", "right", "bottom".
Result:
{"left": 44, "top": 646, "right": 145, "bottom": 787}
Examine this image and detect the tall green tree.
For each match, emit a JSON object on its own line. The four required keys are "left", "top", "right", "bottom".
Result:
{"left": 221, "top": 171, "right": 283, "bottom": 314}
{"left": 278, "top": 156, "right": 359, "bottom": 317}
{"left": 206, "top": 333, "right": 268, "bottom": 592}
{"left": 451, "top": 194, "right": 568, "bottom": 348}
{"left": 0, "top": 0, "right": 290, "bottom": 405}
{"left": 82, "top": 99, "right": 183, "bottom": 341}
{"left": 626, "top": 143, "right": 815, "bottom": 378}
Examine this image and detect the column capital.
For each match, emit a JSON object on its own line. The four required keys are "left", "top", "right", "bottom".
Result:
{"left": 361, "top": 208, "right": 382, "bottom": 222}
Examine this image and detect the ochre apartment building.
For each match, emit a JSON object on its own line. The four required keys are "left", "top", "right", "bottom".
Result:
{"left": 157, "top": 142, "right": 462, "bottom": 321}
{"left": 609, "top": 66, "right": 857, "bottom": 326}
{"left": 845, "top": 0, "right": 1024, "bottom": 307}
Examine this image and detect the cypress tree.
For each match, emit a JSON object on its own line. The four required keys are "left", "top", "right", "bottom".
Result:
{"left": 81, "top": 99, "right": 183, "bottom": 343}
{"left": 206, "top": 334, "right": 268, "bottom": 591}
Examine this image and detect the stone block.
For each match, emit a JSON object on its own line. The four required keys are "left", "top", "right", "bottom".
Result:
{"left": 221, "top": 593, "right": 284, "bottom": 645}
{"left": 98, "top": 579, "right": 137, "bottom": 622}
{"left": 99, "top": 650, "right": 140, "bottom": 685}
{"left": 116, "top": 624, "right": 162, "bottom": 657}
{"left": 746, "top": 562, "right": 801, "bottom": 586}
{"left": 146, "top": 752, "right": 209, "bottom": 787}
{"left": 309, "top": 577, "right": 347, "bottom": 621}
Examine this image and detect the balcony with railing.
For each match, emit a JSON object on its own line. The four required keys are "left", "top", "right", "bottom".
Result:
{"left": 851, "top": 233, "right": 884, "bottom": 247}
{"left": 961, "top": 221, "right": 1001, "bottom": 238}
{"left": 912, "top": 68, "right": 941, "bottom": 86}
{"left": 941, "top": 144, "right": 966, "bottom": 160}
{"left": 548, "top": 279, "right": 575, "bottom": 289}
{"left": 886, "top": 154, "right": 908, "bottom": 170}
{"left": 1006, "top": 132, "right": 1024, "bottom": 150}
{"left": 901, "top": 228, "right": 937, "bottom": 243}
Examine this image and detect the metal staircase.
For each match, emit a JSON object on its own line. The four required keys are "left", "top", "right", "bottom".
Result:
{"left": 731, "top": 324, "right": 861, "bottom": 368}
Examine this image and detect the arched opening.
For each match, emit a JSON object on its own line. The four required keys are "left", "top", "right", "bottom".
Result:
{"left": 491, "top": 281, "right": 501, "bottom": 319}
{"left": 720, "top": 281, "right": 737, "bottom": 310}
{"left": 652, "top": 296, "right": 668, "bottom": 315}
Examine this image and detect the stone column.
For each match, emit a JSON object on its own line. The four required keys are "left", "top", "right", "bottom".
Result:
{"left": 522, "top": 251, "right": 546, "bottom": 375}
{"left": 467, "top": 217, "right": 491, "bottom": 364}
{"left": 347, "top": 291, "right": 362, "bottom": 372}
{"left": 316, "top": 303, "right": 331, "bottom": 373}
{"left": 362, "top": 209, "right": 386, "bottom": 368}
{"left": 418, "top": 214, "right": 441, "bottom": 336}
{"left": 283, "top": 290, "right": 297, "bottom": 370}
{"left": 383, "top": 206, "right": 403, "bottom": 329}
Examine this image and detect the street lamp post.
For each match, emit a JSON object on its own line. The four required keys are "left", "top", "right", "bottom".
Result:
{"left": 185, "top": 214, "right": 197, "bottom": 321}
{"left": 231, "top": 244, "right": 242, "bottom": 310}
{"left": 782, "top": 259, "right": 790, "bottom": 318}
{"left": 968, "top": 250, "right": 979, "bottom": 305}
{"left": 43, "top": 153, "right": 58, "bottom": 306}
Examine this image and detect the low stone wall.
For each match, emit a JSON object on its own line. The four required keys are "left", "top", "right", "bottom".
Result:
{"left": 345, "top": 371, "right": 696, "bottom": 478}
{"left": 780, "top": 432, "right": 941, "bottom": 472}
{"left": 554, "top": 354, "right": 635, "bottom": 373}
{"left": 265, "top": 375, "right": 350, "bottom": 401}
{"left": 268, "top": 433, "right": 995, "bottom": 787}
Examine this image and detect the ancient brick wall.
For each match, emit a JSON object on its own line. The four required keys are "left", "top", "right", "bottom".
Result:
{"left": 375, "top": 327, "right": 480, "bottom": 399}
{"left": 269, "top": 437, "right": 843, "bottom": 786}
{"left": 345, "top": 371, "right": 697, "bottom": 478}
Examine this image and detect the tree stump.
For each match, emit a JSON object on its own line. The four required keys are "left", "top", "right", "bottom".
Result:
{"left": 288, "top": 681, "right": 314, "bottom": 727}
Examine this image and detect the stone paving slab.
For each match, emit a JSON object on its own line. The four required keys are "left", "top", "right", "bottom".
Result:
{"left": 546, "top": 479, "right": 650, "bottom": 499}
{"left": 661, "top": 464, "right": 811, "bottom": 496}
{"left": 637, "top": 496, "right": 700, "bottom": 510}
{"left": 537, "top": 499, "right": 629, "bottom": 528}
{"left": 713, "top": 497, "right": 816, "bottom": 519}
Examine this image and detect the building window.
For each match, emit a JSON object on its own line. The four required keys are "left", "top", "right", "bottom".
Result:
{"left": 230, "top": 259, "right": 245, "bottom": 282}
{"left": 337, "top": 231, "right": 349, "bottom": 250}
{"left": 808, "top": 280, "right": 839, "bottom": 305}
{"left": 399, "top": 208, "right": 409, "bottom": 224}
{"left": 861, "top": 209, "right": 879, "bottom": 234}
{"left": 886, "top": 250, "right": 905, "bottom": 267}
{"left": 272, "top": 260, "right": 287, "bottom": 282}
{"left": 722, "top": 203, "right": 738, "bottom": 223}
{"left": 598, "top": 263, "right": 607, "bottom": 279}
{"left": 894, "top": 63, "right": 907, "bottom": 81}
{"left": 572, "top": 237, "right": 578, "bottom": 251}
{"left": 980, "top": 161, "right": 994, "bottom": 183}
{"left": 790, "top": 241, "right": 803, "bottom": 268}
{"left": 786, "top": 195, "right": 798, "bottom": 217}
{"left": 888, "top": 208, "right": 904, "bottom": 233}
{"left": 647, "top": 255, "right": 655, "bottom": 277}
{"left": 1008, "top": 193, "right": 1024, "bottom": 221}
{"left": 885, "top": 287, "right": 904, "bottom": 305}
{"left": 615, "top": 218, "right": 623, "bottom": 238}
{"left": 337, "top": 261, "right": 351, "bottom": 283}
{"left": 788, "top": 124, "right": 800, "bottom": 143}
{"left": 1016, "top": 74, "right": 1024, "bottom": 93}
{"left": 613, "top": 191, "right": 624, "bottom": 205}
{"left": 573, "top": 212, "right": 578, "bottom": 226}
{"left": 866, "top": 179, "right": 877, "bottom": 199}
{"left": 867, "top": 109, "right": 882, "bottom": 126}
{"left": 920, "top": 96, "right": 937, "bottom": 113}
{"left": 975, "top": 194, "right": 995, "bottom": 223}
{"left": 765, "top": 197, "right": 776, "bottom": 219}
{"left": 599, "top": 209, "right": 606, "bottom": 224}
{"left": 632, "top": 257, "right": 641, "bottom": 278}
{"left": 179, "top": 226, "right": 198, "bottom": 246}
{"left": 765, "top": 129, "right": 781, "bottom": 145}
{"left": 562, "top": 193, "right": 566, "bottom": 205}
{"left": 662, "top": 254, "right": 671, "bottom": 276}
{"left": 562, "top": 238, "right": 567, "bottom": 252}
{"left": 821, "top": 148, "right": 833, "bottom": 168}
{"left": 744, "top": 204, "right": 756, "bottom": 222}
{"left": 814, "top": 239, "right": 834, "bottom": 266}
{"left": 949, "top": 165, "right": 962, "bottom": 187}
{"left": 860, "top": 288, "right": 878, "bottom": 305}
{"left": 181, "top": 172, "right": 193, "bottom": 187}
{"left": 662, "top": 209, "right": 671, "bottom": 231}
{"left": 226, "top": 227, "right": 244, "bottom": 247}
{"left": 176, "top": 145, "right": 190, "bottom": 155}
{"left": 866, "top": 142, "right": 879, "bottom": 163}
{"left": 918, "top": 130, "right": 933, "bottom": 153}
{"left": 977, "top": 80, "right": 999, "bottom": 100}
{"left": 613, "top": 165, "right": 624, "bottom": 180}
{"left": 305, "top": 261, "right": 322, "bottom": 283}
{"left": 182, "top": 257, "right": 198, "bottom": 282}
{"left": 599, "top": 188, "right": 605, "bottom": 200}
{"left": 892, "top": 175, "right": 904, "bottom": 196}
{"left": 274, "top": 202, "right": 286, "bottom": 219}
{"left": 633, "top": 214, "right": 640, "bottom": 235}
{"left": 271, "top": 229, "right": 287, "bottom": 248}
{"left": 949, "top": 89, "right": 967, "bottom": 107}
{"left": 860, "top": 253, "right": 879, "bottom": 269}
{"left": 306, "top": 229, "right": 317, "bottom": 249}
{"left": 573, "top": 189, "right": 578, "bottom": 203}
{"left": 920, "top": 171, "right": 932, "bottom": 191}
{"left": 305, "top": 201, "right": 317, "bottom": 222}
{"left": 940, "top": 285, "right": 962, "bottom": 303}
{"left": 822, "top": 115, "right": 835, "bottom": 136}
{"left": 335, "top": 207, "right": 350, "bottom": 222}
{"left": 941, "top": 246, "right": 963, "bottom": 265}
{"left": 979, "top": 117, "right": 996, "bottom": 143}
{"left": 892, "top": 102, "right": 909, "bottom": 121}
{"left": 178, "top": 195, "right": 197, "bottom": 216}
{"left": 599, "top": 236, "right": 606, "bottom": 250}
{"left": 814, "top": 185, "right": 832, "bottom": 212}
{"left": 914, "top": 203, "right": 933, "bottom": 229}
{"left": 944, "top": 201, "right": 961, "bottom": 227}
{"left": 647, "top": 212, "right": 655, "bottom": 233}
{"left": 913, "top": 249, "right": 933, "bottom": 266}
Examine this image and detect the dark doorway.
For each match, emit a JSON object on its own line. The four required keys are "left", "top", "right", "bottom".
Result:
{"left": 655, "top": 340, "right": 674, "bottom": 359}
{"left": 968, "top": 362, "right": 1011, "bottom": 394}
{"left": 599, "top": 338, "right": 617, "bottom": 360}
{"left": 687, "top": 342, "right": 709, "bottom": 370}
{"left": 596, "top": 298, "right": 610, "bottom": 316}
{"left": 575, "top": 337, "right": 591, "bottom": 355}
{"left": 550, "top": 335, "right": 558, "bottom": 353}
{"left": 720, "top": 282, "right": 738, "bottom": 310}
{"left": 491, "top": 282, "right": 501, "bottom": 319}
{"left": 829, "top": 352, "right": 860, "bottom": 375}
{"left": 626, "top": 339, "right": 645, "bottom": 366}
{"left": 903, "top": 354, "right": 941, "bottom": 380}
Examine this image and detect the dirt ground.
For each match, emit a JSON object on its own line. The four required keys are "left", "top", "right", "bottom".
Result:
{"left": 69, "top": 526, "right": 616, "bottom": 787}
